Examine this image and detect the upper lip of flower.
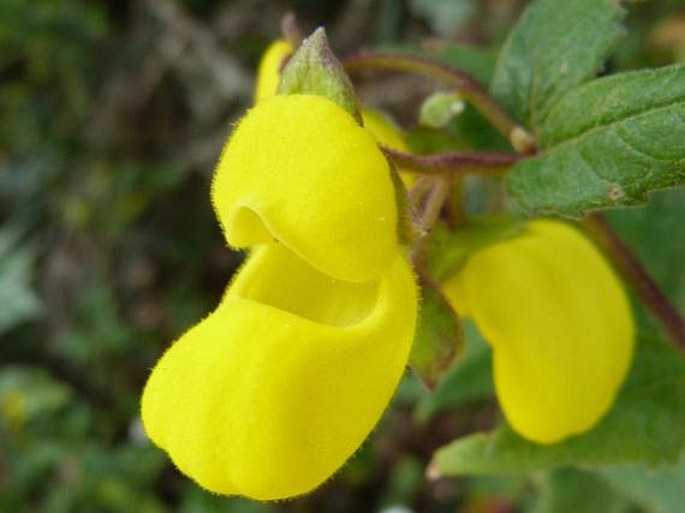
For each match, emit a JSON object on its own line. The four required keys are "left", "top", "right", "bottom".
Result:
{"left": 211, "top": 93, "right": 399, "bottom": 284}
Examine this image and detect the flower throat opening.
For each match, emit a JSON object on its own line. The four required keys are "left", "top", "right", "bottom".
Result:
{"left": 235, "top": 244, "right": 381, "bottom": 328}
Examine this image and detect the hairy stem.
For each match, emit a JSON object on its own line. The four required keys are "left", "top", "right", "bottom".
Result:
{"left": 411, "top": 176, "right": 451, "bottom": 270}
{"left": 383, "top": 147, "right": 521, "bottom": 176}
{"left": 583, "top": 213, "right": 685, "bottom": 353}
{"left": 343, "top": 50, "right": 536, "bottom": 153}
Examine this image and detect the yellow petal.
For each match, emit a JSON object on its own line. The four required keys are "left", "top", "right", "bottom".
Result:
{"left": 141, "top": 244, "right": 418, "bottom": 500}
{"left": 442, "top": 219, "right": 634, "bottom": 444}
{"left": 361, "top": 108, "right": 408, "bottom": 153}
{"left": 212, "top": 94, "right": 398, "bottom": 282}
{"left": 361, "top": 108, "right": 415, "bottom": 187}
{"left": 254, "top": 40, "right": 293, "bottom": 102}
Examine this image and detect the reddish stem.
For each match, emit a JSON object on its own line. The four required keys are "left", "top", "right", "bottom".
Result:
{"left": 383, "top": 147, "right": 521, "bottom": 176}
{"left": 343, "top": 50, "right": 536, "bottom": 153}
{"left": 583, "top": 213, "right": 685, "bottom": 354}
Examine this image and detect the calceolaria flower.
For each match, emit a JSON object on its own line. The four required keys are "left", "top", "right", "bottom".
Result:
{"left": 141, "top": 27, "right": 637, "bottom": 504}
{"left": 442, "top": 220, "right": 635, "bottom": 444}
{"left": 141, "top": 91, "right": 418, "bottom": 499}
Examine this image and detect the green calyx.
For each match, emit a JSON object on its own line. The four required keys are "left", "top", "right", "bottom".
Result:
{"left": 278, "top": 28, "right": 361, "bottom": 123}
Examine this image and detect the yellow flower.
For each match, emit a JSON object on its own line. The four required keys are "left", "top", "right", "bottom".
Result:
{"left": 212, "top": 94, "right": 398, "bottom": 282}
{"left": 442, "top": 219, "right": 634, "bottom": 444}
{"left": 142, "top": 87, "right": 418, "bottom": 499}
{"left": 254, "top": 39, "right": 293, "bottom": 102}
{"left": 141, "top": 244, "right": 417, "bottom": 499}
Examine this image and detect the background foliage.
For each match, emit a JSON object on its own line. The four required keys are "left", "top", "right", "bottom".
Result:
{"left": 1, "top": 0, "right": 684, "bottom": 512}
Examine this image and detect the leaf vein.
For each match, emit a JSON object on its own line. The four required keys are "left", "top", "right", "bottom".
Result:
{"left": 546, "top": 99, "right": 685, "bottom": 151}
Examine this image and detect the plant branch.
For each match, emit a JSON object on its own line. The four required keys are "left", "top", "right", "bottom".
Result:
{"left": 343, "top": 50, "right": 536, "bottom": 153}
{"left": 383, "top": 147, "right": 521, "bottom": 176}
{"left": 583, "top": 213, "right": 685, "bottom": 353}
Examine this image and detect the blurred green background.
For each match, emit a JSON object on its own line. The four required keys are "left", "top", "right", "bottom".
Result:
{"left": 2, "top": 1, "right": 684, "bottom": 512}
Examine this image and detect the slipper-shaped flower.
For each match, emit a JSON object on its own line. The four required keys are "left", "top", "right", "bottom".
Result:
{"left": 442, "top": 219, "right": 634, "bottom": 444}
{"left": 212, "top": 94, "right": 398, "bottom": 283}
{"left": 141, "top": 243, "right": 417, "bottom": 500}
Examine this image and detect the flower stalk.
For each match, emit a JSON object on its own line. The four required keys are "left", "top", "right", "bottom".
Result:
{"left": 411, "top": 175, "right": 451, "bottom": 270}
{"left": 382, "top": 147, "right": 521, "bottom": 176}
{"left": 582, "top": 213, "right": 685, "bottom": 354}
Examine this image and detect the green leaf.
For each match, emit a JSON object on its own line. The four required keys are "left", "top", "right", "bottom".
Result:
{"left": 432, "top": 334, "right": 685, "bottom": 475}
{"left": 532, "top": 468, "right": 632, "bottom": 513}
{"left": 410, "top": 279, "right": 464, "bottom": 389}
{"left": 278, "top": 28, "right": 361, "bottom": 122}
{"left": 490, "top": 0, "right": 625, "bottom": 129}
{"left": 507, "top": 63, "right": 685, "bottom": 217}
{"left": 414, "top": 321, "right": 494, "bottom": 422}
{"left": 598, "top": 451, "right": 685, "bottom": 513}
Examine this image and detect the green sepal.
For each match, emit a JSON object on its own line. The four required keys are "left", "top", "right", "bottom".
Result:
{"left": 278, "top": 28, "right": 361, "bottom": 123}
{"left": 414, "top": 320, "right": 494, "bottom": 422}
{"left": 410, "top": 276, "right": 464, "bottom": 390}
{"left": 390, "top": 165, "right": 416, "bottom": 247}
